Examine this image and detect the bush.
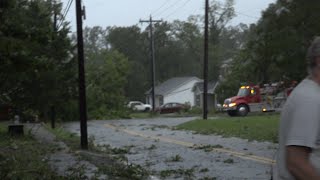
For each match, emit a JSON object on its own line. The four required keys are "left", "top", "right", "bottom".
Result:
{"left": 88, "top": 105, "right": 130, "bottom": 120}
{"left": 188, "top": 107, "right": 202, "bottom": 115}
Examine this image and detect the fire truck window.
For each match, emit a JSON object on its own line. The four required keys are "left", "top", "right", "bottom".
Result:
{"left": 237, "top": 88, "right": 249, "bottom": 97}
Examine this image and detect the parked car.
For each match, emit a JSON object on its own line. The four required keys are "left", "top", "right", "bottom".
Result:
{"left": 155, "top": 102, "right": 189, "bottom": 114}
{"left": 127, "top": 101, "right": 152, "bottom": 112}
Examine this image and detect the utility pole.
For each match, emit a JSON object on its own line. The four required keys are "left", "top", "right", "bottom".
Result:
{"left": 75, "top": 0, "right": 88, "bottom": 149}
{"left": 203, "top": 0, "right": 209, "bottom": 120}
{"left": 51, "top": 0, "right": 57, "bottom": 129}
{"left": 53, "top": 0, "right": 57, "bottom": 33}
{"left": 140, "top": 16, "right": 162, "bottom": 111}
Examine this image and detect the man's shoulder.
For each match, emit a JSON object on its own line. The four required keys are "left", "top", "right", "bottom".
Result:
{"left": 288, "top": 79, "right": 320, "bottom": 103}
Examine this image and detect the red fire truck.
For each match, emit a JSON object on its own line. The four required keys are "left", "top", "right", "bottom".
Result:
{"left": 223, "top": 82, "right": 296, "bottom": 117}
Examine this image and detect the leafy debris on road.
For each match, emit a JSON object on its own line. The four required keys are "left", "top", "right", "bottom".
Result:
{"left": 146, "top": 144, "right": 157, "bottom": 150}
{"left": 193, "top": 144, "right": 224, "bottom": 152}
{"left": 165, "top": 154, "right": 184, "bottom": 162}
{"left": 199, "top": 177, "right": 217, "bottom": 180}
{"left": 199, "top": 168, "right": 209, "bottom": 173}
{"left": 159, "top": 168, "right": 195, "bottom": 179}
{"left": 223, "top": 158, "right": 234, "bottom": 164}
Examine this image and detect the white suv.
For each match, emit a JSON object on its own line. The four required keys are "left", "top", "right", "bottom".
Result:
{"left": 127, "top": 101, "right": 152, "bottom": 112}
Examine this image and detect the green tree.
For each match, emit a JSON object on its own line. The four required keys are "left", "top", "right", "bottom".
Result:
{"left": 208, "top": 0, "right": 236, "bottom": 81}
{"left": 86, "top": 51, "right": 130, "bottom": 119}
{"left": 217, "top": 0, "right": 320, "bottom": 102}
{"left": 82, "top": 27, "right": 131, "bottom": 119}
{"left": 0, "top": 0, "right": 77, "bottom": 121}
{"left": 106, "top": 26, "right": 150, "bottom": 101}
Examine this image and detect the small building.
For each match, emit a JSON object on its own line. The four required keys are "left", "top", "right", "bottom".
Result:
{"left": 145, "top": 77, "right": 202, "bottom": 108}
{"left": 193, "top": 81, "right": 219, "bottom": 110}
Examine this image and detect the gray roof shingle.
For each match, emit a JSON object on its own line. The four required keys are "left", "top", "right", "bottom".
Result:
{"left": 145, "top": 77, "right": 201, "bottom": 95}
{"left": 194, "top": 81, "right": 218, "bottom": 94}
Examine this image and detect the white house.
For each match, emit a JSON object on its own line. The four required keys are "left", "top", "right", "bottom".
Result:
{"left": 145, "top": 77, "right": 202, "bottom": 108}
{"left": 192, "top": 81, "right": 220, "bottom": 109}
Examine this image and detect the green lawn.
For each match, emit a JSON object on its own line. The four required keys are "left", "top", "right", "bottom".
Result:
{"left": 177, "top": 114, "right": 280, "bottom": 143}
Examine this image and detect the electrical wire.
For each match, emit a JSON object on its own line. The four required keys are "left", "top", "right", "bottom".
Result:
{"left": 61, "top": 0, "right": 71, "bottom": 19}
{"left": 151, "top": 0, "right": 172, "bottom": 16}
{"left": 155, "top": 1, "right": 259, "bottom": 22}
{"left": 235, "top": 11, "right": 259, "bottom": 20}
{"left": 57, "top": 0, "right": 74, "bottom": 29}
{"left": 58, "top": 0, "right": 73, "bottom": 28}
{"left": 153, "top": 0, "right": 181, "bottom": 18}
{"left": 163, "top": 0, "right": 192, "bottom": 20}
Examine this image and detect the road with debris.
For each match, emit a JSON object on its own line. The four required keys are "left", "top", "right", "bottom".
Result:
{"left": 63, "top": 117, "right": 278, "bottom": 180}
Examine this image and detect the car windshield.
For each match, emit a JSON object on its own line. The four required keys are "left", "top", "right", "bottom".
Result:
{"left": 237, "top": 88, "right": 249, "bottom": 97}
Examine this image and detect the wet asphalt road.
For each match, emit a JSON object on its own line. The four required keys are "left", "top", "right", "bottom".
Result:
{"left": 63, "top": 117, "right": 278, "bottom": 180}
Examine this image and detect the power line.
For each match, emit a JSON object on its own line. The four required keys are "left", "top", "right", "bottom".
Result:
{"left": 214, "top": 10, "right": 259, "bottom": 21}
{"left": 153, "top": 0, "right": 181, "bottom": 18}
{"left": 163, "top": 0, "right": 192, "bottom": 20}
{"left": 151, "top": 0, "right": 172, "bottom": 16}
{"left": 235, "top": 11, "right": 259, "bottom": 20}
{"left": 59, "top": 0, "right": 73, "bottom": 27}
{"left": 58, "top": 0, "right": 74, "bottom": 29}
{"left": 153, "top": 1, "right": 259, "bottom": 23}
{"left": 61, "top": 0, "right": 71, "bottom": 18}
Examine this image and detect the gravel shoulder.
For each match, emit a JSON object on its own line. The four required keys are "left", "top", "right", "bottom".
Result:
{"left": 26, "top": 124, "right": 103, "bottom": 179}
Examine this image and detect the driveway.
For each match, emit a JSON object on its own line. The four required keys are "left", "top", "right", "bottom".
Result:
{"left": 63, "top": 117, "right": 278, "bottom": 180}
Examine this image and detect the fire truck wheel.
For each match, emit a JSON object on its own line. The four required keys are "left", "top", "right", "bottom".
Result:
{"left": 227, "top": 110, "right": 237, "bottom": 117}
{"left": 237, "top": 104, "right": 249, "bottom": 117}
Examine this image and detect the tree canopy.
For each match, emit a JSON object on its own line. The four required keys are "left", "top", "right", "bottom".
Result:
{"left": 216, "top": 0, "right": 320, "bottom": 102}
{"left": 2, "top": 0, "right": 318, "bottom": 120}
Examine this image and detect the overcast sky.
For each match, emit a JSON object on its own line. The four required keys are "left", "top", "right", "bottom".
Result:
{"left": 61, "top": 0, "right": 276, "bottom": 30}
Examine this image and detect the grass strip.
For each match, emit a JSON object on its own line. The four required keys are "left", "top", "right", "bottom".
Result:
{"left": 177, "top": 115, "right": 279, "bottom": 143}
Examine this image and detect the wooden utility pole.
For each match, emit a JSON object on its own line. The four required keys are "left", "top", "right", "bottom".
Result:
{"left": 75, "top": 0, "right": 88, "bottom": 149}
{"left": 203, "top": 0, "right": 209, "bottom": 120}
{"left": 140, "top": 16, "right": 162, "bottom": 111}
{"left": 51, "top": 0, "right": 57, "bottom": 129}
{"left": 53, "top": 0, "right": 57, "bottom": 33}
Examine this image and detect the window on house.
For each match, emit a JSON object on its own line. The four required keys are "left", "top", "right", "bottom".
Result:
{"left": 196, "top": 95, "right": 201, "bottom": 106}
{"left": 159, "top": 96, "right": 164, "bottom": 106}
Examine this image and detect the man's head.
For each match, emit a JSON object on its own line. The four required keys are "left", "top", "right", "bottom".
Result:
{"left": 307, "top": 36, "right": 320, "bottom": 84}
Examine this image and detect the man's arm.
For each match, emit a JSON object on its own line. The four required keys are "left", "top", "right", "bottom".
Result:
{"left": 286, "top": 146, "right": 320, "bottom": 180}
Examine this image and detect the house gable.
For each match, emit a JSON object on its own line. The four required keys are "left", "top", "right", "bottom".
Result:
{"left": 163, "top": 78, "right": 202, "bottom": 106}
{"left": 145, "top": 77, "right": 202, "bottom": 96}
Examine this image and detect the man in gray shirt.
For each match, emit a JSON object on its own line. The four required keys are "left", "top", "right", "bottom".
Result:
{"left": 275, "top": 37, "right": 320, "bottom": 179}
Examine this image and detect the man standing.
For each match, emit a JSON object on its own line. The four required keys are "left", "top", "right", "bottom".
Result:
{"left": 275, "top": 37, "right": 320, "bottom": 179}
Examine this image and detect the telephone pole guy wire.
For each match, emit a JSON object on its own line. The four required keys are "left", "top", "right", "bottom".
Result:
{"left": 140, "top": 16, "right": 162, "bottom": 112}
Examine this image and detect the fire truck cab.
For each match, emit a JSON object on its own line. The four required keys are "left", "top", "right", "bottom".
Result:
{"left": 223, "top": 83, "right": 288, "bottom": 117}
